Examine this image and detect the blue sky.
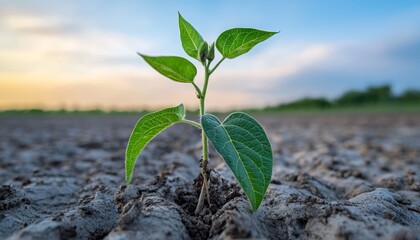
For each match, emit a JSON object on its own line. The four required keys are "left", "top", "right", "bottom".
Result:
{"left": 0, "top": 1, "right": 419, "bottom": 110}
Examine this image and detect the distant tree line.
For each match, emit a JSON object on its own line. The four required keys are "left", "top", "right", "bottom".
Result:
{"left": 2, "top": 85, "right": 419, "bottom": 114}
{"left": 265, "top": 85, "right": 420, "bottom": 111}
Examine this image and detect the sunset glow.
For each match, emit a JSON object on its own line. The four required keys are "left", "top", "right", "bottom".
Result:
{"left": 1, "top": 1, "right": 419, "bottom": 110}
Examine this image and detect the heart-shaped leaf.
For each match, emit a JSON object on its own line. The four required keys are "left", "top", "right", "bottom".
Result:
{"left": 216, "top": 28, "right": 278, "bottom": 59}
{"left": 201, "top": 112, "right": 273, "bottom": 211}
{"left": 139, "top": 54, "right": 197, "bottom": 83}
{"left": 179, "top": 12, "right": 204, "bottom": 61}
{"left": 126, "top": 104, "right": 186, "bottom": 184}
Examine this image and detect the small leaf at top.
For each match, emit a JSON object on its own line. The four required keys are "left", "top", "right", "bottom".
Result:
{"left": 207, "top": 42, "right": 215, "bottom": 62}
{"left": 216, "top": 28, "right": 278, "bottom": 59}
{"left": 201, "top": 112, "right": 273, "bottom": 211}
{"left": 179, "top": 12, "right": 204, "bottom": 61}
{"left": 198, "top": 41, "right": 209, "bottom": 63}
{"left": 126, "top": 104, "right": 186, "bottom": 184}
{"left": 139, "top": 54, "right": 197, "bottom": 83}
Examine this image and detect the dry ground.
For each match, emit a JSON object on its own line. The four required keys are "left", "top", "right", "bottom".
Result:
{"left": 1, "top": 113, "right": 420, "bottom": 239}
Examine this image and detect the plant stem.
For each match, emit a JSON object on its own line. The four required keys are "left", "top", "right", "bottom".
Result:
{"left": 192, "top": 82, "right": 203, "bottom": 98}
{"left": 209, "top": 57, "right": 226, "bottom": 75}
{"left": 181, "top": 119, "right": 201, "bottom": 129}
{"left": 200, "top": 64, "right": 210, "bottom": 161}
{"left": 195, "top": 62, "right": 211, "bottom": 215}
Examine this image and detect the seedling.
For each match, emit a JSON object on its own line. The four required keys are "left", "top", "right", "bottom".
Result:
{"left": 125, "top": 13, "right": 277, "bottom": 213}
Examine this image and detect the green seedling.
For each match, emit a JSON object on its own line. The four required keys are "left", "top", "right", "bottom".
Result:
{"left": 125, "top": 12, "right": 277, "bottom": 213}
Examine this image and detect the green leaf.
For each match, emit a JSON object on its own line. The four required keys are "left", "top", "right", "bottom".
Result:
{"left": 126, "top": 104, "right": 186, "bottom": 184}
{"left": 178, "top": 12, "right": 204, "bottom": 61}
{"left": 201, "top": 113, "right": 273, "bottom": 211}
{"left": 139, "top": 54, "right": 197, "bottom": 83}
{"left": 216, "top": 28, "right": 278, "bottom": 59}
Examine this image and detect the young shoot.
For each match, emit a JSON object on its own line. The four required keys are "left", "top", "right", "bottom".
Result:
{"left": 125, "top": 12, "right": 278, "bottom": 213}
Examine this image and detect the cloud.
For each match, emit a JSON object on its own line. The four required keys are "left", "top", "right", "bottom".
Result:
{"left": 209, "top": 43, "right": 332, "bottom": 91}
{"left": 3, "top": 28, "right": 419, "bottom": 110}
{"left": 383, "top": 34, "right": 420, "bottom": 64}
{"left": 0, "top": 13, "right": 79, "bottom": 35}
{"left": 0, "top": 11, "right": 166, "bottom": 110}
{"left": 1, "top": 8, "right": 419, "bottom": 111}
{"left": 262, "top": 34, "right": 420, "bottom": 104}
{"left": 0, "top": 12, "right": 156, "bottom": 74}
{"left": 202, "top": 32, "right": 420, "bottom": 108}
{"left": 193, "top": 42, "right": 334, "bottom": 108}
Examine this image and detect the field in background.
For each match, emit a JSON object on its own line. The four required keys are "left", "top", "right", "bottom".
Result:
{"left": 2, "top": 85, "right": 419, "bottom": 116}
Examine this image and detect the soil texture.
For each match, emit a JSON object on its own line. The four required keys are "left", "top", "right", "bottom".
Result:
{"left": 1, "top": 114, "right": 420, "bottom": 239}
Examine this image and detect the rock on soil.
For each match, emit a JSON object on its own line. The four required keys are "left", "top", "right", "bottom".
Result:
{"left": 0, "top": 114, "right": 420, "bottom": 239}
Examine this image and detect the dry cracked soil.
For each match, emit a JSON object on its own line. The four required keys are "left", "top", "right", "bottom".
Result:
{"left": 0, "top": 113, "right": 420, "bottom": 240}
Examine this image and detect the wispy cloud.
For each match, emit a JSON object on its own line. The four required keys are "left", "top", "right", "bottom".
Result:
{"left": 203, "top": 32, "right": 420, "bottom": 108}
{"left": 261, "top": 34, "right": 420, "bottom": 104}
{"left": 0, "top": 12, "right": 156, "bottom": 73}
{"left": 0, "top": 13, "right": 78, "bottom": 36}
{"left": 0, "top": 12, "right": 163, "bottom": 109}
{"left": 0, "top": 2, "right": 419, "bottom": 111}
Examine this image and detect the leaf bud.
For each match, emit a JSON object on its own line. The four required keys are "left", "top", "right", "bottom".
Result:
{"left": 198, "top": 41, "right": 209, "bottom": 63}
{"left": 206, "top": 42, "right": 215, "bottom": 62}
